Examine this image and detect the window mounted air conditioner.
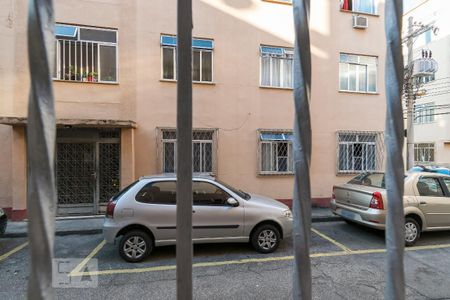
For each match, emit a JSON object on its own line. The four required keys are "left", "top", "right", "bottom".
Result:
{"left": 353, "top": 15, "right": 368, "bottom": 29}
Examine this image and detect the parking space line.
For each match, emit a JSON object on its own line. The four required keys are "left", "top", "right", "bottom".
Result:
{"left": 69, "top": 241, "right": 450, "bottom": 278}
{"left": 0, "top": 242, "right": 28, "bottom": 262}
{"left": 69, "top": 240, "right": 106, "bottom": 276}
{"left": 311, "top": 228, "right": 352, "bottom": 253}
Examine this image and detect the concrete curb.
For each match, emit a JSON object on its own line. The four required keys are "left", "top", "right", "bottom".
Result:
{"left": 1, "top": 216, "right": 342, "bottom": 238}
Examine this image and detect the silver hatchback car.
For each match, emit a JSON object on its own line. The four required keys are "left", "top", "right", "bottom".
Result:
{"left": 103, "top": 175, "right": 293, "bottom": 262}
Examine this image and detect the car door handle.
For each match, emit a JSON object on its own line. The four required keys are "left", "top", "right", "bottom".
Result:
{"left": 420, "top": 201, "right": 427, "bottom": 205}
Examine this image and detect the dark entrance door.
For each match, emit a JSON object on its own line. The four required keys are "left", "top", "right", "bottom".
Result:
{"left": 56, "top": 128, "right": 120, "bottom": 215}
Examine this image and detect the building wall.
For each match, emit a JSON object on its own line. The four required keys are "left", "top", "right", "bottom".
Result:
{"left": 0, "top": 0, "right": 388, "bottom": 217}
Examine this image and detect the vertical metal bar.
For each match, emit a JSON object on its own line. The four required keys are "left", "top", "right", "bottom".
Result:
{"left": 406, "top": 17, "right": 414, "bottom": 170}
{"left": 292, "top": 0, "right": 312, "bottom": 299}
{"left": 26, "top": 0, "right": 56, "bottom": 299}
{"left": 176, "top": 0, "right": 193, "bottom": 298}
{"left": 384, "top": 0, "right": 405, "bottom": 299}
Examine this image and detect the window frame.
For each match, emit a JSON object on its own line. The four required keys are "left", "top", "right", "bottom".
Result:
{"left": 192, "top": 181, "right": 232, "bottom": 207}
{"left": 157, "top": 128, "right": 218, "bottom": 175}
{"left": 340, "top": 0, "right": 378, "bottom": 15}
{"left": 53, "top": 24, "right": 119, "bottom": 84}
{"left": 414, "top": 103, "right": 435, "bottom": 124}
{"left": 258, "top": 130, "right": 294, "bottom": 175}
{"left": 160, "top": 35, "right": 214, "bottom": 83}
{"left": 339, "top": 53, "right": 378, "bottom": 94}
{"left": 414, "top": 142, "right": 435, "bottom": 163}
{"left": 337, "top": 131, "right": 381, "bottom": 174}
{"left": 259, "top": 45, "right": 294, "bottom": 89}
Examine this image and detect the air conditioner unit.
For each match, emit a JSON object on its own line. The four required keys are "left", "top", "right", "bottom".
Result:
{"left": 353, "top": 15, "right": 368, "bottom": 29}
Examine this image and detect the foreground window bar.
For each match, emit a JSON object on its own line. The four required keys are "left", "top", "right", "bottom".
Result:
{"left": 27, "top": 0, "right": 57, "bottom": 299}
{"left": 292, "top": 0, "right": 313, "bottom": 299}
{"left": 383, "top": 0, "right": 405, "bottom": 299}
{"left": 176, "top": 0, "right": 193, "bottom": 299}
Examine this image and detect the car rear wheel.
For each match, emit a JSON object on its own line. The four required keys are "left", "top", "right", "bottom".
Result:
{"left": 405, "top": 217, "right": 420, "bottom": 247}
{"left": 119, "top": 230, "right": 153, "bottom": 262}
{"left": 251, "top": 224, "right": 281, "bottom": 254}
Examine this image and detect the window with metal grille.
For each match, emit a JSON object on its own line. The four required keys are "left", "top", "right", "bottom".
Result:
{"left": 339, "top": 53, "right": 377, "bottom": 93}
{"left": 53, "top": 24, "right": 118, "bottom": 83}
{"left": 161, "top": 35, "right": 213, "bottom": 82}
{"left": 414, "top": 143, "right": 434, "bottom": 163}
{"left": 260, "top": 46, "right": 293, "bottom": 88}
{"left": 414, "top": 103, "right": 435, "bottom": 124}
{"left": 337, "top": 131, "right": 384, "bottom": 173}
{"left": 259, "top": 131, "right": 294, "bottom": 174}
{"left": 160, "top": 129, "right": 216, "bottom": 174}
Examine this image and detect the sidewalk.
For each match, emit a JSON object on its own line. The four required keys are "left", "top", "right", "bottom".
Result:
{"left": 2, "top": 208, "right": 340, "bottom": 238}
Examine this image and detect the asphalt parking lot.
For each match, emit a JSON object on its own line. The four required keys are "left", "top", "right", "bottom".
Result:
{"left": 1, "top": 221, "right": 450, "bottom": 299}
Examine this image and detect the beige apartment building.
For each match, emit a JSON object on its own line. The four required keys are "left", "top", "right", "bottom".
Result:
{"left": 0, "top": 0, "right": 386, "bottom": 220}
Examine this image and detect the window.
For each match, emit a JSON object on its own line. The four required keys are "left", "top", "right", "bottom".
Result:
{"left": 193, "top": 182, "right": 230, "bottom": 206}
{"left": 416, "top": 177, "right": 444, "bottom": 197}
{"left": 340, "top": 0, "right": 377, "bottom": 14}
{"left": 414, "top": 103, "right": 435, "bottom": 124}
{"left": 135, "top": 181, "right": 177, "bottom": 204}
{"left": 53, "top": 24, "right": 118, "bottom": 83}
{"left": 259, "top": 131, "right": 294, "bottom": 174}
{"left": 337, "top": 132, "right": 383, "bottom": 173}
{"left": 414, "top": 143, "right": 434, "bottom": 163}
{"left": 348, "top": 172, "right": 385, "bottom": 188}
{"left": 260, "top": 46, "right": 293, "bottom": 88}
{"left": 160, "top": 129, "right": 216, "bottom": 174}
{"left": 339, "top": 54, "right": 377, "bottom": 93}
{"left": 443, "top": 178, "right": 450, "bottom": 192}
{"left": 161, "top": 35, "right": 213, "bottom": 82}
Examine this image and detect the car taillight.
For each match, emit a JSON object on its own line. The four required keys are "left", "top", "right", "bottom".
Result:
{"left": 369, "top": 192, "right": 384, "bottom": 210}
{"left": 106, "top": 200, "right": 117, "bottom": 218}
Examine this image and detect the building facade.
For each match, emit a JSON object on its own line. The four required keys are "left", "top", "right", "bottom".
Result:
{"left": 403, "top": 0, "right": 450, "bottom": 167}
{"left": 0, "top": 0, "right": 387, "bottom": 220}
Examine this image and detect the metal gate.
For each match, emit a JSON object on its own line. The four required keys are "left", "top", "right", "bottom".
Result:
{"left": 56, "top": 128, "right": 120, "bottom": 215}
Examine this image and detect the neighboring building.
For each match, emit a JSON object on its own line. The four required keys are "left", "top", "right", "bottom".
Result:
{"left": 403, "top": 0, "right": 450, "bottom": 167}
{"left": 0, "top": 0, "right": 387, "bottom": 220}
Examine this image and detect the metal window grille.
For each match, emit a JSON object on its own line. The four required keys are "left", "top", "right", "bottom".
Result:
{"left": 260, "top": 46, "right": 294, "bottom": 88}
{"left": 414, "top": 103, "right": 435, "bottom": 124}
{"left": 259, "top": 131, "right": 294, "bottom": 174}
{"left": 53, "top": 25, "right": 118, "bottom": 83}
{"left": 339, "top": 53, "right": 378, "bottom": 93}
{"left": 414, "top": 143, "right": 435, "bottom": 163}
{"left": 337, "top": 131, "right": 385, "bottom": 174}
{"left": 160, "top": 129, "right": 215, "bottom": 174}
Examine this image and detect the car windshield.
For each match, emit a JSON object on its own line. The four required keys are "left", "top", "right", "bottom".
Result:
{"left": 216, "top": 180, "right": 251, "bottom": 200}
{"left": 348, "top": 172, "right": 386, "bottom": 188}
{"left": 112, "top": 180, "right": 139, "bottom": 201}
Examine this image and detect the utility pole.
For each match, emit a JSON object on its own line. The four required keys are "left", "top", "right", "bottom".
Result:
{"left": 406, "top": 16, "right": 414, "bottom": 170}
{"left": 403, "top": 16, "right": 438, "bottom": 170}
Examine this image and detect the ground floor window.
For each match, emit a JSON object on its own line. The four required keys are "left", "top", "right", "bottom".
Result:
{"left": 414, "top": 143, "right": 434, "bottom": 163}
{"left": 160, "top": 129, "right": 216, "bottom": 174}
{"left": 337, "top": 131, "right": 384, "bottom": 174}
{"left": 259, "top": 131, "right": 294, "bottom": 174}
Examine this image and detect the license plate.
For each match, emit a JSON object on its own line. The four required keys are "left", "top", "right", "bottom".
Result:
{"left": 340, "top": 209, "right": 356, "bottom": 220}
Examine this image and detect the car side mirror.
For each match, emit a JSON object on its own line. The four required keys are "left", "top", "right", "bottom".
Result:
{"left": 226, "top": 197, "right": 239, "bottom": 207}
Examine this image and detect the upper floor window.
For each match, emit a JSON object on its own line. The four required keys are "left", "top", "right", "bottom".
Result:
{"left": 340, "top": 0, "right": 377, "bottom": 14}
{"left": 161, "top": 35, "right": 213, "bottom": 83}
{"left": 53, "top": 24, "right": 118, "bottom": 83}
{"left": 259, "top": 131, "right": 294, "bottom": 174}
{"left": 339, "top": 53, "right": 377, "bottom": 93}
{"left": 260, "top": 46, "right": 293, "bottom": 89}
{"left": 414, "top": 103, "right": 435, "bottom": 124}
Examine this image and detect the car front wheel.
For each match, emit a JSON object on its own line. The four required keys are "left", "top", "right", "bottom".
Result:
{"left": 405, "top": 217, "right": 420, "bottom": 247}
{"left": 251, "top": 224, "right": 281, "bottom": 254}
{"left": 119, "top": 230, "right": 153, "bottom": 263}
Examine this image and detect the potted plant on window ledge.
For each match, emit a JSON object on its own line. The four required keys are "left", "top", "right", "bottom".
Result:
{"left": 87, "top": 71, "right": 98, "bottom": 82}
